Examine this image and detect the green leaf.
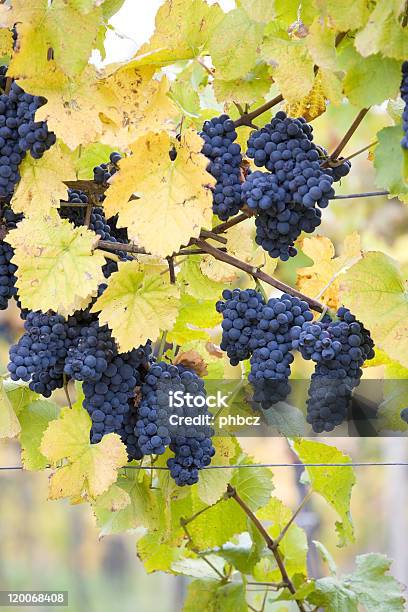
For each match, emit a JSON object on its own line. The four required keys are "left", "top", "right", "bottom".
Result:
{"left": 75, "top": 144, "right": 116, "bottom": 180}
{"left": 374, "top": 126, "right": 408, "bottom": 203}
{"left": 214, "top": 64, "right": 272, "bottom": 105}
{"left": 197, "top": 437, "right": 236, "bottom": 505}
{"left": 230, "top": 460, "right": 274, "bottom": 511}
{"left": 292, "top": 439, "right": 355, "bottom": 546}
{"left": 307, "top": 576, "right": 358, "bottom": 611}
{"left": 178, "top": 256, "right": 226, "bottom": 300}
{"left": 183, "top": 581, "right": 248, "bottom": 612}
{"left": 313, "top": 540, "right": 338, "bottom": 575}
{"left": 19, "top": 400, "right": 59, "bottom": 470}
{"left": 237, "top": 0, "right": 276, "bottom": 23}
{"left": 314, "top": 0, "right": 369, "bottom": 31}
{"left": 0, "top": 379, "right": 21, "bottom": 439}
{"left": 355, "top": 1, "right": 408, "bottom": 61}
{"left": 343, "top": 53, "right": 401, "bottom": 107}
{"left": 172, "top": 556, "right": 225, "bottom": 579}
{"left": 209, "top": 9, "right": 264, "bottom": 81}
{"left": 344, "top": 553, "right": 406, "bottom": 612}
{"left": 4, "top": 379, "right": 37, "bottom": 416}
{"left": 217, "top": 526, "right": 264, "bottom": 574}
{"left": 340, "top": 252, "right": 408, "bottom": 369}
{"left": 168, "top": 293, "right": 220, "bottom": 345}
{"left": 102, "top": 0, "right": 126, "bottom": 20}
{"left": 169, "top": 80, "right": 201, "bottom": 117}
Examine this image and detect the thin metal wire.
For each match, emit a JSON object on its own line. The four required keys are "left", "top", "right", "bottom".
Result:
{"left": 2, "top": 462, "right": 408, "bottom": 472}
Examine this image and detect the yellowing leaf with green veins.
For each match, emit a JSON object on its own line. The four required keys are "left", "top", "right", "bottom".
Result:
{"left": 11, "top": 142, "right": 77, "bottom": 217}
{"left": 167, "top": 293, "right": 220, "bottom": 346}
{"left": 214, "top": 64, "right": 272, "bottom": 105}
{"left": 374, "top": 126, "right": 408, "bottom": 203}
{"left": 340, "top": 252, "right": 408, "bottom": 369}
{"left": 209, "top": 9, "right": 264, "bottom": 81}
{"left": 184, "top": 582, "right": 247, "bottom": 612}
{"left": 355, "top": 1, "right": 408, "bottom": 61}
{"left": 8, "top": 211, "right": 105, "bottom": 317}
{"left": 133, "top": 0, "right": 224, "bottom": 67}
{"left": 237, "top": 0, "right": 276, "bottom": 22}
{"left": 6, "top": 0, "right": 102, "bottom": 79}
{"left": 104, "top": 130, "right": 214, "bottom": 257}
{"left": 293, "top": 439, "right": 355, "bottom": 546}
{"left": 261, "top": 36, "right": 314, "bottom": 104}
{"left": 19, "top": 400, "right": 59, "bottom": 471}
{"left": 21, "top": 67, "right": 115, "bottom": 150}
{"left": 297, "top": 234, "right": 362, "bottom": 310}
{"left": 319, "top": 67, "right": 344, "bottom": 105}
{"left": 100, "top": 64, "right": 178, "bottom": 149}
{"left": 92, "top": 260, "right": 180, "bottom": 352}
{"left": 314, "top": 0, "right": 369, "bottom": 31}
{"left": 196, "top": 437, "right": 236, "bottom": 505}
{"left": 41, "top": 405, "right": 127, "bottom": 500}
{"left": 178, "top": 255, "right": 226, "bottom": 300}
{"left": 0, "top": 28, "right": 13, "bottom": 57}
{"left": 306, "top": 18, "right": 337, "bottom": 70}
{"left": 0, "top": 379, "right": 21, "bottom": 439}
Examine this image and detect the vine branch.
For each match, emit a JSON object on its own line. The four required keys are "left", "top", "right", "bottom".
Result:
{"left": 328, "top": 107, "right": 370, "bottom": 161}
{"left": 226, "top": 484, "right": 306, "bottom": 612}
{"left": 193, "top": 238, "right": 324, "bottom": 313}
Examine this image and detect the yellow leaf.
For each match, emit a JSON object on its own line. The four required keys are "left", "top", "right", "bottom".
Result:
{"left": 8, "top": 211, "right": 106, "bottom": 316}
{"left": 104, "top": 130, "right": 214, "bottom": 257}
{"left": 306, "top": 18, "right": 337, "bottom": 70}
{"left": 297, "top": 234, "right": 362, "bottom": 310}
{"left": 100, "top": 64, "right": 178, "bottom": 149}
{"left": 6, "top": 0, "right": 102, "bottom": 79}
{"left": 20, "top": 67, "right": 115, "bottom": 150}
{"left": 41, "top": 405, "right": 127, "bottom": 500}
{"left": 133, "top": 0, "right": 224, "bottom": 66}
{"left": 0, "top": 380, "right": 21, "bottom": 439}
{"left": 284, "top": 73, "right": 327, "bottom": 121}
{"left": 0, "top": 28, "right": 13, "bottom": 57}
{"left": 11, "top": 142, "right": 77, "bottom": 216}
{"left": 91, "top": 260, "right": 180, "bottom": 352}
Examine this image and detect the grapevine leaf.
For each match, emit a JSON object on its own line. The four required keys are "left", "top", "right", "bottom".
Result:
{"left": 230, "top": 461, "right": 274, "bottom": 510}
{"left": 183, "top": 580, "right": 248, "bottom": 612}
{"left": 306, "top": 577, "right": 358, "bottom": 612}
{"left": 172, "top": 556, "right": 226, "bottom": 580}
{"left": 341, "top": 47, "right": 401, "bottom": 107}
{"left": 297, "top": 234, "right": 362, "bottom": 310}
{"left": 6, "top": 0, "right": 103, "bottom": 78}
{"left": 214, "top": 64, "right": 272, "bottom": 105}
{"left": 313, "top": 0, "right": 369, "bottom": 30}
{"left": 19, "top": 400, "right": 59, "bottom": 470}
{"left": 133, "top": 0, "right": 224, "bottom": 67}
{"left": 313, "top": 540, "right": 338, "bottom": 575}
{"left": 92, "top": 260, "right": 180, "bottom": 352}
{"left": 196, "top": 437, "right": 236, "bottom": 505}
{"left": 255, "top": 496, "right": 308, "bottom": 580}
{"left": 101, "top": 0, "right": 126, "bottom": 20}
{"left": 8, "top": 211, "right": 105, "bottom": 317}
{"left": 3, "top": 380, "right": 38, "bottom": 417}
{"left": 167, "top": 293, "right": 218, "bottom": 345}
{"left": 374, "top": 126, "right": 408, "bottom": 203}
{"left": 75, "top": 143, "right": 116, "bottom": 180}
{"left": 237, "top": 0, "right": 276, "bottom": 23}
{"left": 178, "top": 256, "right": 226, "bottom": 300}
{"left": 343, "top": 553, "right": 406, "bottom": 612}
{"left": 40, "top": 404, "right": 127, "bottom": 500}
{"left": 216, "top": 525, "right": 264, "bottom": 574}
{"left": 11, "top": 142, "right": 77, "bottom": 217}
{"left": 188, "top": 493, "right": 247, "bottom": 549}
{"left": 0, "top": 28, "right": 13, "bottom": 57}
{"left": 93, "top": 473, "right": 161, "bottom": 535}
{"left": 104, "top": 130, "right": 214, "bottom": 257}
{"left": 0, "top": 379, "right": 21, "bottom": 439}
{"left": 170, "top": 80, "right": 201, "bottom": 118}
{"left": 340, "top": 252, "right": 408, "bottom": 369}
{"left": 261, "top": 35, "right": 314, "bottom": 104}
{"left": 100, "top": 66, "right": 178, "bottom": 149}
{"left": 306, "top": 18, "right": 337, "bottom": 70}
{"left": 292, "top": 439, "right": 355, "bottom": 546}
{"left": 209, "top": 9, "right": 264, "bottom": 81}
{"left": 355, "top": 1, "right": 408, "bottom": 61}
{"left": 22, "top": 67, "right": 115, "bottom": 150}
{"left": 284, "top": 73, "right": 327, "bottom": 121}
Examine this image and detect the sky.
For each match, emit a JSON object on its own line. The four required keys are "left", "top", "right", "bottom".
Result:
{"left": 103, "top": 0, "right": 235, "bottom": 64}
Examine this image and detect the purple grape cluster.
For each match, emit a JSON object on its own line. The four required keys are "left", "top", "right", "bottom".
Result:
{"left": 200, "top": 114, "right": 243, "bottom": 220}
{"left": 291, "top": 307, "right": 375, "bottom": 432}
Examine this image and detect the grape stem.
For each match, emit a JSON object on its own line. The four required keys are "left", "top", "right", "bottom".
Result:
{"left": 226, "top": 484, "right": 307, "bottom": 612}
{"left": 166, "top": 256, "right": 176, "bottom": 284}
{"left": 332, "top": 190, "right": 389, "bottom": 199}
{"left": 193, "top": 238, "right": 325, "bottom": 312}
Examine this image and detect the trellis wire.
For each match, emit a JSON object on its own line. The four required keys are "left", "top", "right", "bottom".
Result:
{"left": 2, "top": 461, "right": 408, "bottom": 472}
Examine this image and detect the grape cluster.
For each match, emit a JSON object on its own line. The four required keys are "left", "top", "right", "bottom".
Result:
{"left": 248, "top": 294, "right": 314, "bottom": 407}
{"left": 291, "top": 307, "right": 375, "bottom": 432}
{"left": 216, "top": 288, "right": 264, "bottom": 365}
{"left": 0, "top": 231, "right": 17, "bottom": 309}
{"left": 93, "top": 152, "right": 122, "bottom": 185}
{"left": 167, "top": 365, "right": 215, "bottom": 486}
{"left": 200, "top": 114, "right": 243, "bottom": 220}
{"left": 117, "top": 396, "right": 144, "bottom": 462}
{"left": 401, "top": 61, "right": 408, "bottom": 149}
{"left": 64, "top": 320, "right": 117, "bottom": 382}
{"left": 245, "top": 112, "right": 337, "bottom": 260}
{"left": 83, "top": 345, "right": 150, "bottom": 444}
